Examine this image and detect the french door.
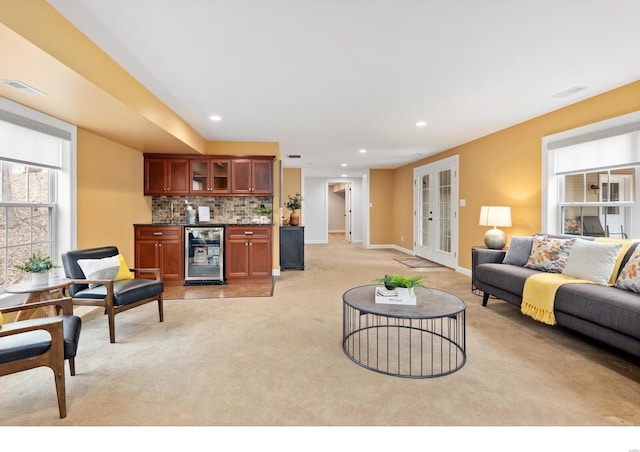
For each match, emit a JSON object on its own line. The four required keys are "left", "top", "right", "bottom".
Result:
{"left": 413, "top": 156, "right": 458, "bottom": 268}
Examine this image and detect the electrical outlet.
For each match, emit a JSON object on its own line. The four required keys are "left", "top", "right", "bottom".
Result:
{"left": 401, "top": 235, "right": 404, "bottom": 242}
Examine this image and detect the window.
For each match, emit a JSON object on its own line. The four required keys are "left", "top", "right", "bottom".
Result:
{"left": 0, "top": 161, "right": 56, "bottom": 286}
{"left": 559, "top": 168, "right": 635, "bottom": 238}
{"left": 543, "top": 111, "right": 640, "bottom": 238}
{"left": 0, "top": 97, "right": 76, "bottom": 296}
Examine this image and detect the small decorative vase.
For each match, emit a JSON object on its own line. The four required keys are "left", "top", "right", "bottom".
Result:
{"left": 289, "top": 210, "right": 300, "bottom": 226}
{"left": 31, "top": 272, "right": 49, "bottom": 285}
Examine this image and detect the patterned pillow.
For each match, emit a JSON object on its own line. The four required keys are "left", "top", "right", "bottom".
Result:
{"left": 524, "top": 237, "right": 575, "bottom": 273}
{"left": 615, "top": 246, "right": 640, "bottom": 293}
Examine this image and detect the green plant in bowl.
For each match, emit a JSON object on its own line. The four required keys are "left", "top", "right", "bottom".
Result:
{"left": 374, "top": 274, "right": 428, "bottom": 290}
{"left": 15, "top": 253, "right": 59, "bottom": 273}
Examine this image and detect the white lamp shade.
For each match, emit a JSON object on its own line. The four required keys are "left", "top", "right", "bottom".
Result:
{"left": 479, "top": 206, "right": 512, "bottom": 227}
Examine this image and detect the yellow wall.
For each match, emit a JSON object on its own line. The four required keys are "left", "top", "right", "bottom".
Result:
{"left": 382, "top": 80, "right": 640, "bottom": 270}
{"left": 282, "top": 168, "right": 302, "bottom": 222}
{"left": 76, "top": 129, "right": 151, "bottom": 264}
{"left": 369, "top": 169, "right": 395, "bottom": 244}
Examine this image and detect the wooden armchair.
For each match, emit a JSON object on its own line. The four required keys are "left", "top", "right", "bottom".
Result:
{"left": 61, "top": 246, "right": 164, "bottom": 343}
{"left": 0, "top": 297, "right": 82, "bottom": 418}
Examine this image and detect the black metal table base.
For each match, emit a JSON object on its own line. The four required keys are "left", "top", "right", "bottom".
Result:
{"left": 342, "top": 286, "right": 466, "bottom": 378}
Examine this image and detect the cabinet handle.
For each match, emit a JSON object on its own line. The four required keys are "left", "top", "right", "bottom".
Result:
{"left": 153, "top": 232, "right": 163, "bottom": 236}
{"left": 244, "top": 231, "right": 254, "bottom": 235}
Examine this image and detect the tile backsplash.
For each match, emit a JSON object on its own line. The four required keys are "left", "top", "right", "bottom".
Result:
{"left": 152, "top": 196, "right": 274, "bottom": 224}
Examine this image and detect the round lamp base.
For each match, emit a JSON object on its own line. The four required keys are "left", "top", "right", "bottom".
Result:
{"left": 484, "top": 228, "right": 506, "bottom": 249}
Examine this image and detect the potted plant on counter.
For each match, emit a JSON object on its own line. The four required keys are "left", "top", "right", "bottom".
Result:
{"left": 15, "top": 253, "right": 59, "bottom": 285}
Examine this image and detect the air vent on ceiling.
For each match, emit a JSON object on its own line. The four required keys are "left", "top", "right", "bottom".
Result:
{"left": 1, "top": 80, "right": 48, "bottom": 96}
{"left": 288, "top": 154, "right": 301, "bottom": 159}
{"left": 552, "top": 86, "right": 587, "bottom": 99}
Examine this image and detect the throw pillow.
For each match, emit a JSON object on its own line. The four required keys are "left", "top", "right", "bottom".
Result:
{"left": 502, "top": 236, "right": 535, "bottom": 266}
{"left": 115, "top": 254, "right": 134, "bottom": 281}
{"left": 524, "top": 237, "right": 575, "bottom": 273}
{"left": 562, "top": 239, "right": 623, "bottom": 285}
{"left": 77, "top": 255, "right": 120, "bottom": 288}
{"left": 615, "top": 246, "right": 640, "bottom": 293}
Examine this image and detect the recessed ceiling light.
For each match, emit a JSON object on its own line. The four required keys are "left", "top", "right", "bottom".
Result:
{"left": 342, "top": 174, "right": 348, "bottom": 178}
{"left": 341, "top": 163, "right": 348, "bottom": 167}
{"left": 359, "top": 149, "right": 367, "bottom": 153}
{"left": 416, "top": 121, "right": 427, "bottom": 127}
{"left": 209, "top": 115, "right": 222, "bottom": 121}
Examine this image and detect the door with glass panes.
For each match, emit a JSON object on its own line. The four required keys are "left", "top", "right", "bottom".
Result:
{"left": 413, "top": 156, "right": 458, "bottom": 268}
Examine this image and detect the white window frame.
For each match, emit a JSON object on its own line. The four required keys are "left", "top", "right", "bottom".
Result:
{"left": 0, "top": 97, "right": 76, "bottom": 300}
{"left": 542, "top": 110, "right": 640, "bottom": 236}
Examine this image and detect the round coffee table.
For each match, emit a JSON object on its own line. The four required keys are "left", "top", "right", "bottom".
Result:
{"left": 342, "top": 285, "right": 466, "bottom": 378}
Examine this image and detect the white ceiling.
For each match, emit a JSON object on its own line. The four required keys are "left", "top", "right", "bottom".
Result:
{"left": 46, "top": 0, "right": 640, "bottom": 178}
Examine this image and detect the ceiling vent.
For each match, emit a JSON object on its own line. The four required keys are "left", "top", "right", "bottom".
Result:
{"left": 1, "top": 80, "right": 48, "bottom": 96}
{"left": 288, "top": 154, "right": 301, "bottom": 159}
{"left": 552, "top": 86, "right": 587, "bottom": 98}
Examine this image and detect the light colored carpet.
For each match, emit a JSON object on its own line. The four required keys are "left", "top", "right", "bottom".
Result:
{"left": 1, "top": 236, "right": 639, "bottom": 446}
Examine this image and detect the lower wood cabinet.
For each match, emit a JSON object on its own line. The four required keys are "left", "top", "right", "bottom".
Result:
{"left": 225, "top": 225, "right": 272, "bottom": 283}
{"left": 134, "top": 225, "right": 184, "bottom": 286}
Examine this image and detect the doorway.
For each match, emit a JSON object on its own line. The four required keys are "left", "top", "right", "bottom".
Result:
{"left": 328, "top": 182, "right": 352, "bottom": 243}
{"left": 413, "top": 156, "right": 459, "bottom": 268}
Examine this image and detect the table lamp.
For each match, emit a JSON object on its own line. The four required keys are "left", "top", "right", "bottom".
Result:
{"left": 479, "top": 206, "right": 511, "bottom": 249}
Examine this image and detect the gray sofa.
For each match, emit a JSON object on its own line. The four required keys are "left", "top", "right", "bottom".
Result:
{"left": 472, "top": 234, "right": 640, "bottom": 359}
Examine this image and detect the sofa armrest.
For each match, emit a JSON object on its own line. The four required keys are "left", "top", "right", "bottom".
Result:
{"left": 473, "top": 247, "right": 507, "bottom": 265}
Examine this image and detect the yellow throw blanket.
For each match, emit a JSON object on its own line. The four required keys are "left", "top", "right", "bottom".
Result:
{"left": 521, "top": 273, "right": 594, "bottom": 325}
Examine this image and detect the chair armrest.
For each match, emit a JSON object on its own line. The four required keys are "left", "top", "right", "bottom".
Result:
{"left": 129, "top": 267, "right": 162, "bottom": 280}
{"left": 0, "top": 297, "right": 75, "bottom": 316}
{"left": 0, "top": 316, "right": 63, "bottom": 337}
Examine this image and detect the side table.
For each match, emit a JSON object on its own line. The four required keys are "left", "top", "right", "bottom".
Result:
{"left": 4, "top": 278, "right": 72, "bottom": 321}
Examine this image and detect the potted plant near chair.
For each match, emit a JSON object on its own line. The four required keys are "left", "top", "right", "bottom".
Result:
{"left": 285, "top": 192, "right": 303, "bottom": 226}
{"left": 15, "top": 253, "right": 59, "bottom": 285}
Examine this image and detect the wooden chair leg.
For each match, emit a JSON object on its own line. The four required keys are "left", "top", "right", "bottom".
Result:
{"left": 54, "top": 366, "right": 67, "bottom": 418}
{"left": 158, "top": 295, "right": 164, "bottom": 323}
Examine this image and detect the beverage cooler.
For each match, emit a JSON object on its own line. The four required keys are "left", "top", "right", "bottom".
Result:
{"left": 185, "top": 226, "right": 225, "bottom": 284}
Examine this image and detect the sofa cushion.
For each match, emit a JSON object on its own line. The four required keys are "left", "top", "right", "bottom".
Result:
{"left": 562, "top": 239, "right": 623, "bottom": 285}
{"left": 502, "top": 236, "right": 535, "bottom": 266}
{"left": 525, "top": 237, "right": 575, "bottom": 273}
{"left": 555, "top": 284, "right": 640, "bottom": 340}
{"left": 475, "top": 263, "right": 540, "bottom": 297}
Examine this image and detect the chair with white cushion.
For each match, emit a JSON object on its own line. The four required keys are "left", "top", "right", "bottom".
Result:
{"left": 61, "top": 246, "right": 164, "bottom": 343}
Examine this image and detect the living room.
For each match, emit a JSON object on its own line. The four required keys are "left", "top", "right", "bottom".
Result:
{"left": 1, "top": 1, "right": 640, "bottom": 450}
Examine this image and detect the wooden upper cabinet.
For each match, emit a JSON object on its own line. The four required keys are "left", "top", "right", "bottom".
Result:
{"left": 144, "top": 154, "right": 273, "bottom": 196}
{"left": 144, "top": 158, "right": 189, "bottom": 195}
{"left": 231, "top": 159, "right": 273, "bottom": 195}
{"left": 189, "top": 159, "right": 230, "bottom": 194}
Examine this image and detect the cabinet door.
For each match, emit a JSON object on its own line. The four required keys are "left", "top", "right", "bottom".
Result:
{"left": 144, "top": 158, "right": 168, "bottom": 195}
{"left": 249, "top": 237, "right": 272, "bottom": 277}
{"left": 225, "top": 238, "right": 250, "bottom": 278}
{"left": 135, "top": 240, "right": 160, "bottom": 279}
{"left": 211, "top": 159, "right": 231, "bottom": 193}
{"left": 231, "top": 159, "right": 252, "bottom": 194}
{"left": 189, "top": 159, "right": 210, "bottom": 194}
{"left": 159, "top": 240, "right": 184, "bottom": 281}
{"left": 251, "top": 160, "right": 273, "bottom": 194}
{"left": 166, "top": 159, "right": 189, "bottom": 194}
